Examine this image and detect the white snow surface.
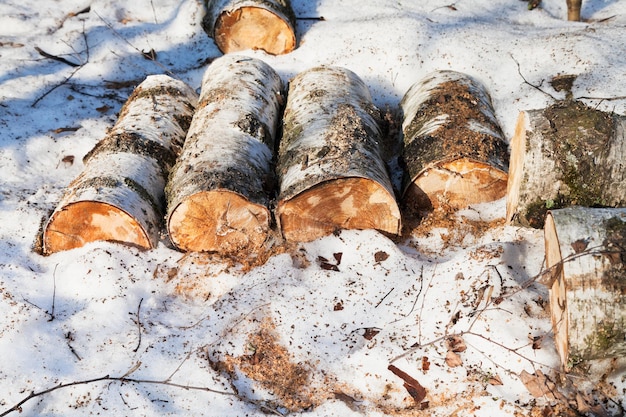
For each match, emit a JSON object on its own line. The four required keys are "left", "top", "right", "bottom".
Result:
{"left": 1, "top": 0, "right": 625, "bottom": 416}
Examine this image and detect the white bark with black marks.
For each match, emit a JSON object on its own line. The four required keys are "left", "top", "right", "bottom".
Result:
{"left": 43, "top": 75, "right": 197, "bottom": 254}
{"left": 276, "top": 66, "right": 400, "bottom": 242}
{"left": 544, "top": 206, "right": 626, "bottom": 369}
{"left": 166, "top": 55, "right": 283, "bottom": 255}
{"left": 400, "top": 70, "right": 509, "bottom": 211}
{"left": 507, "top": 101, "right": 626, "bottom": 228}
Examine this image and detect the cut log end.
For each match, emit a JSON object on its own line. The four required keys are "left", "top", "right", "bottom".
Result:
{"left": 505, "top": 111, "right": 527, "bottom": 224}
{"left": 544, "top": 213, "right": 570, "bottom": 368}
{"left": 277, "top": 177, "right": 401, "bottom": 243}
{"left": 214, "top": 7, "right": 296, "bottom": 55}
{"left": 404, "top": 158, "right": 508, "bottom": 210}
{"left": 168, "top": 190, "right": 271, "bottom": 255}
{"left": 43, "top": 201, "right": 151, "bottom": 254}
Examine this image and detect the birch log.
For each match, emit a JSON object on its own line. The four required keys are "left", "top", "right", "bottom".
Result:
{"left": 400, "top": 70, "right": 509, "bottom": 211}
{"left": 203, "top": 0, "right": 296, "bottom": 55}
{"left": 544, "top": 206, "right": 626, "bottom": 369}
{"left": 43, "top": 75, "right": 197, "bottom": 254}
{"left": 276, "top": 66, "right": 401, "bottom": 243}
{"left": 506, "top": 100, "right": 626, "bottom": 228}
{"left": 166, "top": 55, "right": 283, "bottom": 255}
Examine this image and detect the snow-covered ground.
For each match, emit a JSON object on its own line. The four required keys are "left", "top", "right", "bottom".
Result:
{"left": 1, "top": 0, "right": 625, "bottom": 415}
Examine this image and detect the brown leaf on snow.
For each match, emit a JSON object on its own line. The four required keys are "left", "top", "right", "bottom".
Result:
{"left": 519, "top": 370, "right": 565, "bottom": 401}
{"left": 488, "top": 374, "right": 503, "bottom": 386}
{"left": 362, "top": 327, "right": 380, "bottom": 340}
{"left": 374, "top": 251, "right": 389, "bottom": 262}
{"left": 421, "top": 356, "right": 430, "bottom": 372}
{"left": 388, "top": 364, "right": 427, "bottom": 403}
{"left": 446, "top": 335, "right": 467, "bottom": 352}
{"left": 445, "top": 351, "right": 463, "bottom": 367}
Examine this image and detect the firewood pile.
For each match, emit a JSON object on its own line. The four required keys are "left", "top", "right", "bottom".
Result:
{"left": 41, "top": 0, "right": 625, "bottom": 372}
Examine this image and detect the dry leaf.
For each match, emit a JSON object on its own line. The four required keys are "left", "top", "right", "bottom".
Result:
{"left": 446, "top": 335, "right": 467, "bottom": 352}
{"left": 421, "top": 356, "right": 430, "bottom": 372}
{"left": 333, "top": 252, "right": 343, "bottom": 265}
{"left": 362, "top": 327, "right": 380, "bottom": 340}
{"left": 374, "top": 251, "right": 389, "bottom": 262}
{"left": 519, "top": 370, "right": 563, "bottom": 401}
{"left": 488, "top": 374, "right": 503, "bottom": 386}
{"left": 388, "top": 364, "right": 427, "bottom": 403}
{"left": 445, "top": 351, "right": 463, "bottom": 367}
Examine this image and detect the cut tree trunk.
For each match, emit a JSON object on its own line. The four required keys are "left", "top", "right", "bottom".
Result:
{"left": 506, "top": 100, "right": 626, "bottom": 228}
{"left": 166, "top": 54, "right": 283, "bottom": 255}
{"left": 43, "top": 75, "right": 197, "bottom": 254}
{"left": 567, "top": 0, "right": 582, "bottom": 21}
{"left": 203, "top": 0, "right": 296, "bottom": 55}
{"left": 276, "top": 66, "right": 400, "bottom": 243}
{"left": 544, "top": 206, "right": 626, "bottom": 369}
{"left": 400, "top": 70, "right": 509, "bottom": 211}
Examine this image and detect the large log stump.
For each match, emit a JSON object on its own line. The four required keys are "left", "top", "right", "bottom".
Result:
{"left": 400, "top": 70, "right": 509, "bottom": 211}
{"left": 166, "top": 55, "right": 283, "bottom": 255}
{"left": 203, "top": 0, "right": 296, "bottom": 55}
{"left": 276, "top": 66, "right": 401, "bottom": 243}
{"left": 43, "top": 75, "right": 197, "bottom": 254}
{"left": 544, "top": 206, "right": 626, "bottom": 369}
{"left": 507, "top": 100, "right": 626, "bottom": 228}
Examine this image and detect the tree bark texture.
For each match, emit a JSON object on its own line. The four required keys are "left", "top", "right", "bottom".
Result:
{"left": 400, "top": 70, "right": 509, "bottom": 211}
{"left": 166, "top": 55, "right": 283, "bottom": 255}
{"left": 567, "top": 0, "right": 582, "bottom": 21}
{"left": 506, "top": 100, "right": 626, "bottom": 228}
{"left": 203, "top": 0, "right": 296, "bottom": 55}
{"left": 544, "top": 206, "right": 626, "bottom": 369}
{"left": 276, "top": 66, "right": 401, "bottom": 243}
{"left": 43, "top": 75, "right": 197, "bottom": 254}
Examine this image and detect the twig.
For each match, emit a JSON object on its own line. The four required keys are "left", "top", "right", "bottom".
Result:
{"left": 0, "top": 374, "right": 240, "bottom": 417}
{"left": 92, "top": 9, "right": 175, "bottom": 78}
{"left": 48, "top": 264, "right": 58, "bottom": 322}
{"left": 35, "top": 47, "right": 80, "bottom": 67}
{"left": 132, "top": 298, "right": 144, "bottom": 353}
{"left": 510, "top": 53, "right": 557, "bottom": 100}
{"left": 375, "top": 287, "right": 394, "bottom": 308}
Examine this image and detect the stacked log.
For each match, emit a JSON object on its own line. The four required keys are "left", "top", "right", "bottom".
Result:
{"left": 400, "top": 70, "right": 509, "bottom": 211}
{"left": 203, "top": 0, "right": 296, "bottom": 55}
{"left": 275, "top": 66, "right": 401, "bottom": 243}
{"left": 166, "top": 55, "right": 284, "bottom": 255}
{"left": 544, "top": 206, "right": 626, "bottom": 369}
{"left": 43, "top": 75, "right": 197, "bottom": 254}
{"left": 506, "top": 100, "right": 626, "bottom": 228}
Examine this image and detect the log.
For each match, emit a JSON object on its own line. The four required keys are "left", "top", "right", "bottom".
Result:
{"left": 43, "top": 75, "right": 198, "bottom": 254}
{"left": 166, "top": 55, "right": 283, "bottom": 255}
{"left": 506, "top": 100, "right": 626, "bottom": 228}
{"left": 276, "top": 66, "right": 401, "bottom": 243}
{"left": 400, "top": 70, "right": 509, "bottom": 211}
{"left": 566, "top": 0, "right": 582, "bottom": 21}
{"left": 203, "top": 0, "right": 296, "bottom": 55}
{"left": 544, "top": 206, "right": 626, "bottom": 369}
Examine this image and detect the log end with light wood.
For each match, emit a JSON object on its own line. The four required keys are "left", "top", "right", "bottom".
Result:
{"left": 276, "top": 66, "right": 400, "bottom": 242}
{"left": 168, "top": 190, "right": 271, "bottom": 255}
{"left": 403, "top": 157, "right": 508, "bottom": 211}
{"left": 544, "top": 206, "right": 626, "bottom": 370}
{"left": 277, "top": 177, "right": 401, "bottom": 243}
{"left": 43, "top": 201, "right": 151, "bottom": 252}
{"left": 400, "top": 70, "right": 509, "bottom": 211}
{"left": 506, "top": 100, "right": 626, "bottom": 228}
{"left": 205, "top": 0, "right": 296, "bottom": 55}
{"left": 43, "top": 75, "right": 198, "bottom": 254}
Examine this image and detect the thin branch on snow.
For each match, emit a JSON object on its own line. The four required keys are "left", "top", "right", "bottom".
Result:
{"left": 510, "top": 53, "right": 557, "bottom": 101}
{"left": 0, "top": 375, "right": 241, "bottom": 417}
{"left": 132, "top": 298, "right": 144, "bottom": 353}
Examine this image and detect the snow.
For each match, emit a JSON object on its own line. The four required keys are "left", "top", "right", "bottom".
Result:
{"left": 0, "top": 0, "right": 625, "bottom": 416}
